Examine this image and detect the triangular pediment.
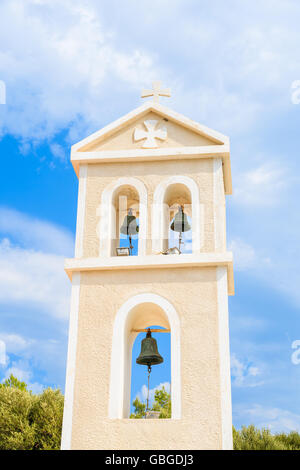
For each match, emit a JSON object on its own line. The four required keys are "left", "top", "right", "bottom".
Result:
{"left": 72, "top": 102, "right": 229, "bottom": 153}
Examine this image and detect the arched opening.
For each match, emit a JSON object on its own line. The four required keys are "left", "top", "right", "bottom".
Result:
{"left": 112, "top": 185, "right": 140, "bottom": 256}
{"left": 163, "top": 183, "right": 192, "bottom": 254}
{"left": 99, "top": 177, "right": 147, "bottom": 258}
{"left": 108, "top": 293, "right": 181, "bottom": 420}
{"left": 152, "top": 176, "right": 201, "bottom": 255}
{"left": 130, "top": 323, "right": 171, "bottom": 418}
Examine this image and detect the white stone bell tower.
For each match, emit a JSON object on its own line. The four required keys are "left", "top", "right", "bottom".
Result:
{"left": 61, "top": 82, "right": 234, "bottom": 450}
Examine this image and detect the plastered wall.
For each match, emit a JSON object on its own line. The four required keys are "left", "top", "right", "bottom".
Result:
{"left": 70, "top": 266, "right": 223, "bottom": 450}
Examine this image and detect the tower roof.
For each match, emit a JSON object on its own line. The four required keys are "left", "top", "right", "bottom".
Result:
{"left": 71, "top": 101, "right": 232, "bottom": 194}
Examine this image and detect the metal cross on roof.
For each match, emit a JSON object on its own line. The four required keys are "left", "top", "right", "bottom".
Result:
{"left": 141, "top": 81, "right": 171, "bottom": 103}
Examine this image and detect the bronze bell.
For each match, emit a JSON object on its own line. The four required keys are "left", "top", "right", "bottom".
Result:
{"left": 170, "top": 205, "right": 191, "bottom": 233}
{"left": 136, "top": 329, "right": 164, "bottom": 367}
{"left": 120, "top": 208, "right": 139, "bottom": 236}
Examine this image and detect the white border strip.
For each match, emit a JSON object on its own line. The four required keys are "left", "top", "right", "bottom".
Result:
{"left": 74, "top": 165, "right": 87, "bottom": 258}
{"left": 61, "top": 273, "right": 81, "bottom": 450}
{"left": 213, "top": 158, "right": 225, "bottom": 252}
{"left": 217, "top": 267, "right": 233, "bottom": 449}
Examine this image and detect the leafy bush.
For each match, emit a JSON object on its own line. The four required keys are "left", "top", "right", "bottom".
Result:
{"left": 28, "top": 388, "right": 64, "bottom": 450}
{"left": 130, "top": 385, "right": 171, "bottom": 419}
{"left": 0, "top": 385, "right": 35, "bottom": 450}
{"left": 0, "top": 374, "right": 64, "bottom": 450}
{"left": 233, "top": 425, "right": 300, "bottom": 450}
{"left": 152, "top": 386, "right": 171, "bottom": 418}
{"left": 130, "top": 397, "right": 146, "bottom": 419}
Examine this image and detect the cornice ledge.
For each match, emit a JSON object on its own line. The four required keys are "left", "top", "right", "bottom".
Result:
{"left": 64, "top": 252, "right": 234, "bottom": 295}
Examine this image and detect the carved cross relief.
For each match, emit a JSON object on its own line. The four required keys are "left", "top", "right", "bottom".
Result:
{"left": 133, "top": 120, "right": 167, "bottom": 148}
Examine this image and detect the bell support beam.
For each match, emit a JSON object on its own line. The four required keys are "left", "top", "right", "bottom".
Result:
{"left": 64, "top": 252, "right": 234, "bottom": 295}
{"left": 132, "top": 329, "right": 170, "bottom": 333}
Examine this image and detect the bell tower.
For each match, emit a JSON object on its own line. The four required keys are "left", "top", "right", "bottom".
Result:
{"left": 61, "top": 83, "right": 234, "bottom": 450}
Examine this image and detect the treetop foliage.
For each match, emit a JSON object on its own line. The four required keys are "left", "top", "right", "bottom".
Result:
{"left": 233, "top": 425, "right": 300, "bottom": 450}
{"left": 0, "top": 374, "right": 28, "bottom": 392}
{"left": 130, "top": 385, "right": 171, "bottom": 419}
{"left": 0, "top": 374, "right": 64, "bottom": 450}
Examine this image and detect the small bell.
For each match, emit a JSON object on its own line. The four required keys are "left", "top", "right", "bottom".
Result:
{"left": 120, "top": 208, "right": 139, "bottom": 255}
{"left": 170, "top": 205, "right": 191, "bottom": 233}
{"left": 170, "top": 206, "right": 191, "bottom": 253}
{"left": 120, "top": 208, "right": 139, "bottom": 236}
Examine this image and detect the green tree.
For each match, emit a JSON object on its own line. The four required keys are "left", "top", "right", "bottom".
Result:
{"left": 275, "top": 431, "right": 300, "bottom": 450}
{"left": 0, "top": 375, "right": 64, "bottom": 450}
{"left": 130, "top": 386, "right": 171, "bottom": 419}
{"left": 233, "top": 425, "right": 300, "bottom": 450}
{"left": 152, "top": 386, "right": 171, "bottom": 418}
{"left": 0, "top": 386, "right": 35, "bottom": 450}
{"left": 29, "top": 388, "right": 64, "bottom": 450}
{"left": 130, "top": 397, "right": 146, "bottom": 419}
{"left": 0, "top": 374, "right": 28, "bottom": 392}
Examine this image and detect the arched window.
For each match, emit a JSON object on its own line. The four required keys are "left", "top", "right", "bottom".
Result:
{"left": 152, "top": 176, "right": 201, "bottom": 254}
{"left": 112, "top": 185, "right": 140, "bottom": 256}
{"left": 108, "top": 293, "right": 181, "bottom": 419}
{"left": 99, "top": 177, "right": 147, "bottom": 257}
{"left": 130, "top": 325, "right": 171, "bottom": 418}
{"left": 164, "top": 183, "right": 192, "bottom": 253}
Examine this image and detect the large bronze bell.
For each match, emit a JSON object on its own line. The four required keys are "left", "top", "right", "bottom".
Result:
{"left": 170, "top": 205, "right": 191, "bottom": 233}
{"left": 136, "top": 328, "right": 164, "bottom": 412}
{"left": 120, "top": 208, "right": 139, "bottom": 236}
{"left": 136, "top": 329, "right": 164, "bottom": 368}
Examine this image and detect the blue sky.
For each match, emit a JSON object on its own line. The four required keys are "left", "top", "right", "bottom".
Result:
{"left": 0, "top": 0, "right": 300, "bottom": 432}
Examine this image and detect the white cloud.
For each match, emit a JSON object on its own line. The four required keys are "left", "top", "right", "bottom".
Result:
{"left": 0, "top": 238, "right": 70, "bottom": 319}
{"left": 3, "top": 360, "right": 44, "bottom": 394}
{"left": 0, "top": 329, "right": 68, "bottom": 390}
{"left": 0, "top": 333, "right": 31, "bottom": 354}
{"left": 229, "top": 235, "right": 300, "bottom": 308}
{"left": 136, "top": 381, "right": 170, "bottom": 405}
{"left": 231, "top": 354, "right": 264, "bottom": 388}
{"left": 0, "top": 0, "right": 164, "bottom": 144}
{"left": 0, "top": 207, "right": 73, "bottom": 319}
{"left": 4, "top": 364, "right": 30, "bottom": 383}
{"left": 229, "top": 237, "right": 272, "bottom": 272}
{"left": 229, "top": 238, "right": 257, "bottom": 271}
{"left": 233, "top": 164, "right": 288, "bottom": 207}
{"left": 0, "top": 208, "right": 73, "bottom": 388}
{"left": 0, "top": 207, "right": 74, "bottom": 256}
{"left": 235, "top": 404, "right": 300, "bottom": 434}
{"left": 50, "top": 143, "right": 67, "bottom": 162}
{"left": 0, "top": 340, "right": 7, "bottom": 366}
{"left": 232, "top": 316, "right": 268, "bottom": 333}
{"left": 1, "top": 0, "right": 300, "bottom": 147}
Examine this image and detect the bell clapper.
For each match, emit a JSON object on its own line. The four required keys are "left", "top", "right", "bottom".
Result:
{"left": 129, "top": 235, "right": 133, "bottom": 256}
{"left": 178, "top": 231, "right": 182, "bottom": 253}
